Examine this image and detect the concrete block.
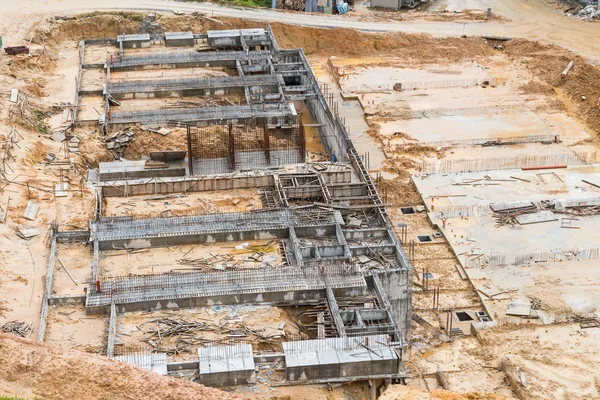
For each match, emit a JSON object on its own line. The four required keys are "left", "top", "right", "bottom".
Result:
{"left": 115, "top": 353, "right": 168, "bottom": 375}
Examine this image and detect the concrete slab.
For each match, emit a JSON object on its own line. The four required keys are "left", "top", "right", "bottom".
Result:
{"left": 413, "top": 164, "right": 600, "bottom": 317}
{"left": 506, "top": 302, "right": 532, "bottom": 317}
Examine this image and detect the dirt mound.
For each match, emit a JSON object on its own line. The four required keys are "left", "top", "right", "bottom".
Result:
{"left": 379, "top": 385, "right": 514, "bottom": 400}
{"left": 269, "top": 23, "right": 493, "bottom": 60}
{"left": 123, "top": 128, "right": 188, "bottom": 160}
{"left": 49, "top": 13, "right": 493, "bottom": 61}
{"left": 519, "top": 81, "right": 555, "bottom": 96}
{"left": 0, "top": 333, "right": 243, "bottom": 400}
{"left": 505, "top": 39, "right": 600, "bottom": 134}
{"left": 78, "top": 134, "right": 114, "bottom": 168}
{"left": 49, "top": 13, "right": 141, "bottom": 41}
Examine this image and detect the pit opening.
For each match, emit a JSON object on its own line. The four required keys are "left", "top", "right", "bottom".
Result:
{"left": 456, "top": 311, "right": 474, "bottom": 322}
{"left": 417, "top": 235, "right": 432, "bottom": 243}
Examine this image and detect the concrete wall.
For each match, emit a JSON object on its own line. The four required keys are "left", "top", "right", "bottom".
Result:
{"left": 378, "top": 270, "right": 412, "bottom": 341}
{"left": 99, "top": 167, "right": 186, "bottom": 181}
{"left": 101, "top": 175, "right": 275, "bottom": 197}
{"left": 88, "top": 286, "right": 362, "bottom": 315}
{"left": 371, "top": 0, "right": 401, "bottom": 9}
{"left": 97, "top": 227, "right": 291, "bottom": 250}
{"left": 198, "top": 370, "right": 255, "bottom": 387}
{"left": 165, "top": 38, "right": 195, "bottom": 47}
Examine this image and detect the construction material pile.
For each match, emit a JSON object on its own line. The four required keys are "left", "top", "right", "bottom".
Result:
{"left": 492, "top": 203, "right": 538, "bottom": 227}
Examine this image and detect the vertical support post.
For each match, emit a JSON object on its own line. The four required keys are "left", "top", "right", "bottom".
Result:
{"left": 228, "top": 123, "right": 236, "bottom": 170}
{"left": 298, "top": 120, "right": 306, "bottom": 162}
{"left": 186, "top": 124, "right": 194, "bottom": 176}
{"left": 263, "top": 124, "right": 271, "bottom": 165}
{"left": 107, "top": 303, "right": 117, "bottom": 358}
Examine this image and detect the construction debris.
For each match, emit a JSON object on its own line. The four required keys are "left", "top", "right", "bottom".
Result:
{"left": 68, "top": 136, "right": 80, "bottom": 154}
{"left": 17, "top": 225, "right": 40, "bottom": 239}
{"left": 9, "top": 89, "right": 19, "bottom": 103}
{"left": 4, "top": 46, "right": 30, "bottom": 55}
{"left": 492, "top": 202, "right": 538, "bottom": 226}
{"left": 105, "top": 130, "right": 135, "bottom": 159}
{"left": 23, "top": 201, "right": 39, "bottom": 221}
{"left": 51, "top": 131, "right": 66, "bottom": 142}
{"left": 1, "top": 320, "right": 33, "bottom": 337}
{"left": 137, "top": 315, "right": 285, "bottom": 355}
{"left": 568, "top": 5, "right": 600, "bottom": 20}
{"left": 561, "top": 60, "right": 574, "bottom": 79}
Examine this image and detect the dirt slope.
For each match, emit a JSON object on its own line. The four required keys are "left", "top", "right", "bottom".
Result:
{"left": 504, "top": 39, "right": 600, "bottom": 134}
{"left": 379, "top": 385, "right": 514, "bottom": 400}
{"left": 0, "top": 333, "right": 243, "bottom": 400}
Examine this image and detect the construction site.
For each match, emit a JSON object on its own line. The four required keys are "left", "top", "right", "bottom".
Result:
{"left": 1, "top": 1, "right": 600, "bottom": 399}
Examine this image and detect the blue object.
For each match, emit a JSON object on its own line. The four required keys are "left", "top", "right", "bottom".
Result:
{"left": 331, "top": 154, "right": 337, "bottom": 162}
{"left": 337, "top": 2, "right": 348, "bottom": 13}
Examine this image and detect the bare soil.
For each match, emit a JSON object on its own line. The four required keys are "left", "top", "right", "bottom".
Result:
{"left": 0, "top": 332, "right": 244, "bottom": 400}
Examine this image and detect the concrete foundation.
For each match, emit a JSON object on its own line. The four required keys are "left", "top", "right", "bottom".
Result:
{"left": 198, "top": 344, "right": 256, "bottom": 387}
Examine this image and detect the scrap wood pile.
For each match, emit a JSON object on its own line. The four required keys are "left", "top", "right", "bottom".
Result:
{"left": 137, "top": 316, "right": 285, "bottom": 355}
{"left": 1, "top": 320, "right": 33, "bottom": 337}
{"left": 541, "top": 199, "right": 600, "bottom": 216}
{"left": 492, "top": 203, "right": 538, "bottom": 227}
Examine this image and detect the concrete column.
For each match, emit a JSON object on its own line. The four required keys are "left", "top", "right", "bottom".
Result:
{"left": 38, "top": 233, "right": 58, "bottom": 342}
{"left": 326, "top": 286, "right": 346, "bottom": 337}
{"left": 107, "top": 303, "right": 117, "bottom": 358}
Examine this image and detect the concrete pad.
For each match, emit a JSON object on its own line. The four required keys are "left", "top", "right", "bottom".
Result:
{"left": 413, "top": 165, "right": 600, "bottom": 317}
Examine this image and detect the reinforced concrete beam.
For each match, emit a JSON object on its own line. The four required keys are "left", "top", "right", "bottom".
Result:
{"left": 107, "top": 303, "right": 117, "bottom": 358}
{"left": 107, "top": 104, "right": 296, "bottom": 127}
{"left": 106, "top": 75, "right": 284, "bottom": 100}
{"left": 109, "top": 50, "right": 271, "bottom": 71}
{"left": 326, "top": 286, "right": 347, "bottom": 337}
{"left": 38, "top": 233, "right": 57, "bottom": 342}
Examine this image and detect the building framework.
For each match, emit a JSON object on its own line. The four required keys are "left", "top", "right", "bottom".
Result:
{"left": 46, "top": 26, "right": 413, "bottom": 390}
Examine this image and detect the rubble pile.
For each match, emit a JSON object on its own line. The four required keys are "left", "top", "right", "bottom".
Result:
{"left": 105, "top": 130, "right": 135, "bottom": 159}
{"left": 567, "top": 5, "right": 600, "bottom": 20}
